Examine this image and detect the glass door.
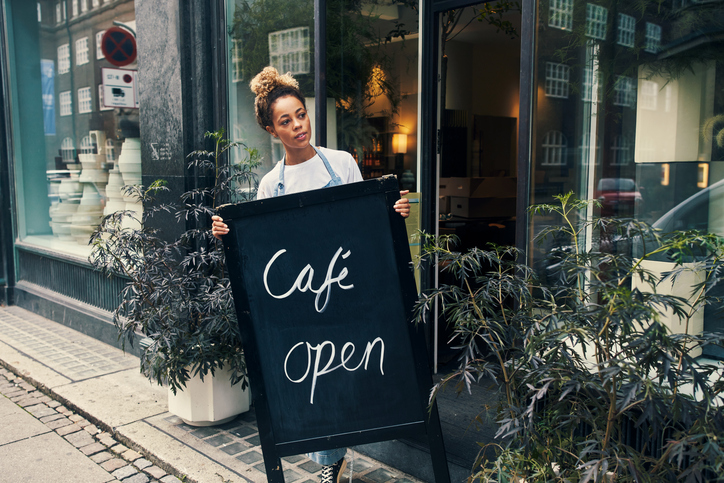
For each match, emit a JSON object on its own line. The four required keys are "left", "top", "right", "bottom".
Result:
{"left": 433, "top": 2, "right": 522, "bottom": 369}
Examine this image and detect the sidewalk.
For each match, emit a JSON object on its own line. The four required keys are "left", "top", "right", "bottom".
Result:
{"left": 0, "top": 305, "right": 424, "bottom": 483}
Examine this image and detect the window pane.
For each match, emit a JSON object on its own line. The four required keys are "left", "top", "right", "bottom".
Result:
{"left": 3, "top": 1, "right": 139, "bottom": 258}
{"left": 326, "top": 0, "right": 419, "bottom": 184}
{"left": 226, "top": 0, "right": 314, "bottom": 176}
{"left": 530, "top": 0, "right": 724, "bottom": 357}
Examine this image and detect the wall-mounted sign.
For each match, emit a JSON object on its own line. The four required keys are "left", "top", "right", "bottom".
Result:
{"left": 101, "top": 26, "right": 137, "bottom": 67}
{"left": 219, "top": 177, "right": 450, "bottom": 483}
{"left": 101, "top": 68, "right": 139, "bottom": 109}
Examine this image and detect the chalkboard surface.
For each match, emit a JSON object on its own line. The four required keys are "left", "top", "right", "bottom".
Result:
{"left": 219, "top": 177, "right": 448, "bottom": 483}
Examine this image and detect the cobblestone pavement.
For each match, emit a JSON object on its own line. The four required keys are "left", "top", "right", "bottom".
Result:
{"left": 0, "top": 306, "right": 428, "bottom": 483}
{"left": 0, "top": 366, "right": 180, "bottom": 483}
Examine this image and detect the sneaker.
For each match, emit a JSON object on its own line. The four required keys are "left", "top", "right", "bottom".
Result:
{"left": 320, "top": 458, "right": 347, "bottom": 483}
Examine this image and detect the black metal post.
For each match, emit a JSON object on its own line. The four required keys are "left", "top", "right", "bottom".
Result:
{"left": 314, "top": 0, "right": 327, "bottom": 147}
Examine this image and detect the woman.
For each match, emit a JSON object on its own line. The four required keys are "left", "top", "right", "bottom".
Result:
{"left": 212, "top": 67, "right": 409, "bottom": 483}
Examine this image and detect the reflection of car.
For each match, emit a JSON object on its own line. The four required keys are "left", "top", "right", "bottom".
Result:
{"left": 595, "top": 178, "right": 643, "bottom": 217}
{"left": 651, "top": 178, "right": 724, "bottom": 233}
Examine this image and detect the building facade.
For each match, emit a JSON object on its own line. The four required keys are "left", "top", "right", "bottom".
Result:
{"left": 1, "top": 0, "right": 723, "bottom": 475}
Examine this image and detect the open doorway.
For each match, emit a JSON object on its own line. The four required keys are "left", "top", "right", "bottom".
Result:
{"left": 434, "top": 4, "right": 522, "bottom": 366}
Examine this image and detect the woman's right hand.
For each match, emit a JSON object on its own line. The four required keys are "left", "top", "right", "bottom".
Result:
{"left": 211, "top": 215, "right": 229, "bottom": 240}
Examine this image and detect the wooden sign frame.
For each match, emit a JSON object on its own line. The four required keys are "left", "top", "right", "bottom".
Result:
{"left": 219, "top": 177, "right": 449, "bottom": 483}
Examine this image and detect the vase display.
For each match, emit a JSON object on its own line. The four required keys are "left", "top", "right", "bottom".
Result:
{"left": 70, "top": 184, "right": 105, "bottom": 244}
{"left": 116, "top": 138, "right": 143, "bottom": 230}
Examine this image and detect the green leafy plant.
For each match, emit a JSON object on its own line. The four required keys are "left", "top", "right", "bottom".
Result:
{"left": 90, "top": 131, "right": 260, "bottom": 394}
{"left": 415, "top": 193, "right": 724, "bottom": 482}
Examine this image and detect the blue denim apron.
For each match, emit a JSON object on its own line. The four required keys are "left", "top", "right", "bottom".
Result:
{"left": 272, "top": 145, "right": 347, "bottom": 466}
{"left": 272, "top": 145, "right": 343, "bottom": 197}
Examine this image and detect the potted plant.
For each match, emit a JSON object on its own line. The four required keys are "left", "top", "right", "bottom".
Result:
{"left": 415, "top": 193, "right": 724, "bottom": 482}
{"left": 90, "top": 130, "right": 260, "bottom": 425}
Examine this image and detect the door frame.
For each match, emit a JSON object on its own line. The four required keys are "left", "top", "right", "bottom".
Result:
{"left": 419, "top": 0, "right": 536, "bottom": 281}
{"left": 418, "top": 0, "right": 537, "bottom": 366}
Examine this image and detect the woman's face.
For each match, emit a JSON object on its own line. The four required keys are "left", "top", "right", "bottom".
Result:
{"left": 266, "top": 95, "right": 312, "bottom": 153}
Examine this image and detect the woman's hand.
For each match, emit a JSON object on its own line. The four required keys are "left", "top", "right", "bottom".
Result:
{"left": 211, "top": 215, "right": 229, "bottom": 240}
{"left": 395, "top": 190, "right": 411, "bottom": 218}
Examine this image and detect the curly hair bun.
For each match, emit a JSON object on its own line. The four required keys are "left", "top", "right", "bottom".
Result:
{"left": 249, "top": 66, "right": 299, "bottom": 100}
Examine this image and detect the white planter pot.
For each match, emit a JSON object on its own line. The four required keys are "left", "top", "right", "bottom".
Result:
{"left": 167, "top": 365, "right": 250, "bottom": 426}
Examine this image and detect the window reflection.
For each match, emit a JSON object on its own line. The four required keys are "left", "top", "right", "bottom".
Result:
{"left": 530, "top": 0, "right": 724, "bottom": 357}
{"left": 5, "top": 0, "right": 138, "bottom": 258}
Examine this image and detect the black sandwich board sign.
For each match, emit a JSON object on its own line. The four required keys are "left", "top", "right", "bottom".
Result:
{"left": 218, "top": 176, "right": 450, "bottom": 483}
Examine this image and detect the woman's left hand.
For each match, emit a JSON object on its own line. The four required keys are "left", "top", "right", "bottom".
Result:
{"left": 395, "top": 190, "right": 411, "bottom": 218}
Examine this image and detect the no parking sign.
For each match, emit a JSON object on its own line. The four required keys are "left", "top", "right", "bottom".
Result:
{"left": 101, "top": 26, "right": 137, "bottom": 67}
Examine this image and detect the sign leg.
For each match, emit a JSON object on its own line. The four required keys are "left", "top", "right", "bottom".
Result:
{"left": 426, "top": 400, "right": 451, "bottom": 483}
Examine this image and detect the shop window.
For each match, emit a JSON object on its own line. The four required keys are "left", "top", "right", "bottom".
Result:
{"left": 78, "top": 87, "right": 92, "bottom": 113}
{"left": 76, "top": 37, "right": 89, "bottom": 66}
{"left": 617, "top": 13, "right": 635, "bottom": 48}
{"left": 231, "top": 39, "right": 243, "bottom": 83}
{"left": 614, "top": 75, "right": 635, "bottom": 107}
{"left": 548, "top": 0, "right": 573, "bottom": 31}
{"left": 640, "top": 80, "right": 658, "bottom": 111}
{"left": 582, "top": 66, "right": 600, "bottom": 102}
{"left": 585, "top": 4, "right": 607, "bottom": 40}
{"left": 545, "top": 62, "right": 570, "bottom": 98}
{"left": 542, "top": 131, "right": 567, "bottom": 166}
{"left": 268, "top": 27, "right": 310, "bottom": 75}
{"left": 610, "top": 136, "right": 632, "bottom": 166}
{"left": 61, "top": 138, "right": 76, "bottom": 163}
{"left": 645, "top": 23, "right": 661, "bottom": 53}
{"left": 79, "top": 135, "right": 93, "bottom": 154}
{"left": 4, "top": 0, "right": 139, "bottom": 257}
{"left": 96, "top": 30, "right": 105, "bottom": 59}
{"left": 57, "top": 44, "right": 70, "bottom": 74}
{"left": 59, "top": 91, "right": 72, "bottom": 116}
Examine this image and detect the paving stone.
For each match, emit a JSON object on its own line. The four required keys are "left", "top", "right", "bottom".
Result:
{"left": 299, "top": 460, "right": 323, "bottom": 473}
{"left": 25, "top": 403, "right": 55, "bottom": 418}
{"left": 122, "top": 474, "right": 149, "bottom": 483}
{"left": 99, "top": 435, "right": 117, "bottom": 447}
{"left": 228, "top": 425, "right": 256, "bottom": 438}
{"left": 90, "top": 451, "right": 114, "bottom": 464}
{"left": 205, "top": 433, "right": 233, "bottom": 447}
{"left": 364, "top": 468, "right": 396, "bottom": 483}
{"left": 191, "top": 426, "right": 224, "bottom": 439}
{"left": 160, "top": 476, "right": 182, "bottom": 483}
{"left": 283, "top": 454, "right": 306, "bottom": 464}
{"left": 36, "top": 394, "right": 53, "bottom": 404}
{"left": 112, "top": 465, "right": 138, "bottom": 480}
{"left": 80, "top": 442, "right": 107, "bottom": 456}
{"left": 65, "top": 429, "right": 95, "bottom": 448}
{"left": 110, "top": 444, "right": 129, "bottom": 455}
{"left": 45, "top": 417, "right": 74, "bottom": 430}
{"left": 84, "top": 423, "right": 100, "bottom": 434}
{"left": 101, "top": 458, "right": 129, "bottom": 472}
{"left": 220, "top": 442, "right": 246, "bottom": 455}
{"left": 57, "top": 406, "right": 71, "bottom": 414}
{"left": 143, "top": 466, "right": 167, "bottom": 479}
{"left": 237, "top": 450, "right": 263, "bottom": 465}
{"left": 56, "top": 423, "right": 83, "bottom": 436}
{"left": 39, "top": 413, "right": 66, "bottom": 423}
{"left": 283, "top": 469, "right": 302, "bottom": 482}
{"left": 122, "top": 449, "right": 142, "bottom": 462}
{"left": 1, "top": 388, "right": 24, "bottom": 398}
{"left": 46, "top": 400, "right": 61, "bottom": 408}
{"left": 133, "top": 458, "right": 152, "bottom": 470}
